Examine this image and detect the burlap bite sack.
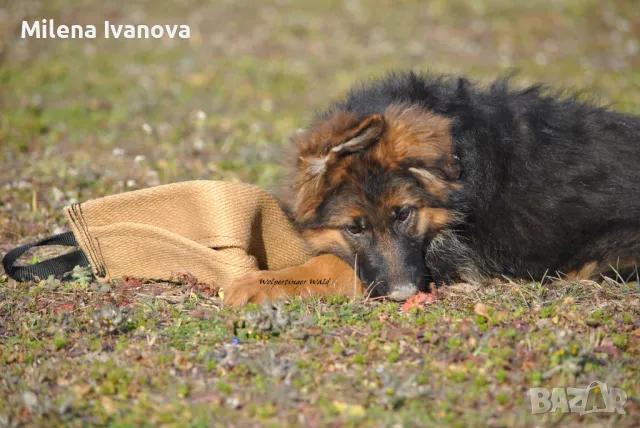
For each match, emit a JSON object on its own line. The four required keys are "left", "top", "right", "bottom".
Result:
{"left": 61, "top": 180, "right": 312, "bottom": 290}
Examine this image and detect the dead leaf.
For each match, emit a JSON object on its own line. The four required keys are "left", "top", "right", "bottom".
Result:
{"left": 189, "top": 308, "right": 214, "bottom": 320}
{"left": 71, "top": 384, "right": 92, "bottom": 397}
{"left": 536, "top": 319, "right": 552, "bottom": 329}
{"left": 190, "top": 392, "right": 223, "bottom": 405}
{"left": 474, "top": 303, "right": 489, "bottom": 318}
{"left": 401, "top": 292, "right": 436, "bottom": 312}
{"left": 173, "top": 354, "right": 194, "bottom": 371}
{"left": 303, "top": 326, "right": 322, "bottom": 336}
{"left": 385, "top": 328, "right": 414, "bottom": 341}
{"left": 122, "top": 277, "right": 143, "bottom": 288}
{"left": 99, "top": 396, "right": 118, "bottom": 415}
{"left": 593, "top": 345, "right": 621, "bottom": 358}
{"left": 54, "top": 302, "right": 75, "bottom": 314}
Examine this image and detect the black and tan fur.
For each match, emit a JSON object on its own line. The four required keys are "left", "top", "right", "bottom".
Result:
{"left": 224, "top": 72, "right": 640, "bottom": 306}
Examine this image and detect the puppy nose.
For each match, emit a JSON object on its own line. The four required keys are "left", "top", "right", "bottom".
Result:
{"left": 387, "top": 283, "right": 419, "bottom": 301}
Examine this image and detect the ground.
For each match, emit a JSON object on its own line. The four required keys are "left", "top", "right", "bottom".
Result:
{"left": 1, "top": 0, "right": 639, "bottom": 426}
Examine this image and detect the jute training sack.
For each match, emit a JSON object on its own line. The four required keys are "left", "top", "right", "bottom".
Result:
{"left": 3, "top": 181, "right": 313, "bottom": 291}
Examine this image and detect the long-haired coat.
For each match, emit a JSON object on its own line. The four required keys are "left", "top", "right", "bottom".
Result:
{"left": 224, "top": 72, "right": 640, "bottom": 306}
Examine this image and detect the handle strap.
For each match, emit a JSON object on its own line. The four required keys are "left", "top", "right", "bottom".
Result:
{"left": 2, "top": 232, "right": 91, "bottom": 282}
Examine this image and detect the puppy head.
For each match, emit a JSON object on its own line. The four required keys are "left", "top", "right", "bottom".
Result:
{"left": 284, "top": 104, "right": 462, "bottom": 300}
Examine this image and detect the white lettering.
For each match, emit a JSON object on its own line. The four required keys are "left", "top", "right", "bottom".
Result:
{"left": 530, "top": 388, "right": 551, "bottom": 414}
{"left": 567, "top": 387, "right": 587, "bottom": 414}
{"left": 531, "top": 383, "right": 628, "bottom": 415}
{"left": 84, "top": 25, "right": 96, "bottom": 38}
{"left": 549, "top": 388, "right": 569, "bottom": 413}
{"left": 21, "top": 21, "right": 40, "bottom": 38}
{"left": 151, "top": 25, "right": 163, "bottom": 38}
{"left": 122, "top": 25, "right": 134, "bottom": 38}
{"left": 136, "top": 25, "right": 148, "bottom": 38}
{"left": 165, "top": 25, "right": 177, "bottom": 38}
{"left": 21, "top": 20, "right": 190, "bottom": 40}
{"left": 109, "top": 24, "right": 123, "bottom": 38}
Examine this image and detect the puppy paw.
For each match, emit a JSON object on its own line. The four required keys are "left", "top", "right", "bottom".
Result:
{"left": 223, "top": 271, "right": 288, "bottom": 307}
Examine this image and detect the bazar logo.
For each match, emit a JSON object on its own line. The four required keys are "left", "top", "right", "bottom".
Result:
{"left": 530, "top": 381, "right": 627, "bottom": 415}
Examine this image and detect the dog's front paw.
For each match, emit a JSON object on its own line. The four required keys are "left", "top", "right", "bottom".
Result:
{"left": 223, "top": 271, "right": 288, "bottom": 307}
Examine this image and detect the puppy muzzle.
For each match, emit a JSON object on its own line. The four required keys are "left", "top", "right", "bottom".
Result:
{"left": 386, "top": 283, "right": 420, "bottom": 301}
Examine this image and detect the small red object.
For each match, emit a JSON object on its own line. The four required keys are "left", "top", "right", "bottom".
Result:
{"left": 401, "top": 291, "right": 436, "bottom": 312}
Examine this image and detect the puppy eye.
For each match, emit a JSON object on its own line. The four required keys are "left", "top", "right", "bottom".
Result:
{"left": 346, "top": 224, "right": 364, "bottom": 235}
{"left": 397, "top": 207, "right": 413, "bottom": 223}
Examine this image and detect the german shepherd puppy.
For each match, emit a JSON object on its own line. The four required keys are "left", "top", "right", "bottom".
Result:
{"left": 224, "top": 72, "right": 640, "bottom": 306}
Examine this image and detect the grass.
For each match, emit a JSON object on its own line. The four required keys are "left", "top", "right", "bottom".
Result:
{"left": 1, "top": 0, "right": 639, "bottom": 426}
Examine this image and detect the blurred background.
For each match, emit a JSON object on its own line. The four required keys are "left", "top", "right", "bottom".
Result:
{"left": 1, "top": 0, "right": 639, "bottom": 245}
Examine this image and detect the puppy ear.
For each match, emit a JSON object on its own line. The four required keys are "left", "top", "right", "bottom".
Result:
{"left": 437, "top": 154, "right": 461, "bottom": 180}
{"left": 409, "top": 167, "right": 461, "bottom": 201}
{"left": 298, "top": 113, "right": 384, "bottom": 178}
{"left": 331, "top": 114, "right": 384, "bottom": 154}
{"left": 409, "top": 154, "right": 461, "bottom": 184}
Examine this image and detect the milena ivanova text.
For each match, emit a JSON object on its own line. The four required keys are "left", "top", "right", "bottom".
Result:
{"left": 22, "top": 19, "right": 191, "bottom": 39}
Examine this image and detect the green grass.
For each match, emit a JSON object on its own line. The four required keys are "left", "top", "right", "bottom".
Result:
{"left": 2, "top": 0, "right": 640, "bottom": 425}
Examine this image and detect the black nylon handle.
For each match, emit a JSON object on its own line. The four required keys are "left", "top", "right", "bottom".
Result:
{"left": 2, "top": 231, "right": 91, "bottom": 282}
